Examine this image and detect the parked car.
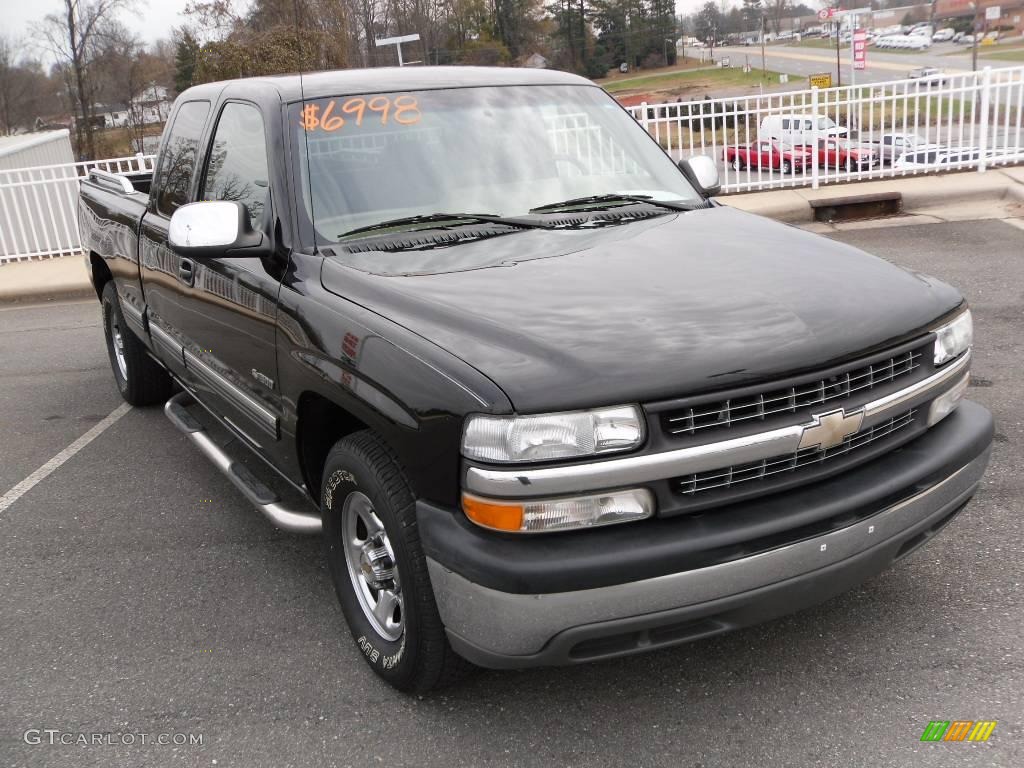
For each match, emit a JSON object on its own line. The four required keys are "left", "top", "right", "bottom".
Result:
{"left": 908, "top": 67, "right": 947, "bottom": 85}
{"left": 812, "top": 137, "right": 879, "bottom": 170}
{"left": 870, "top": 132, "right": 927, "bottom": 164}
{"left": 894, "top": 146, "right": 989, "bottom": 170}
{"left": 78, "top": 66, "right": 992, "bottom": 692}
{"left": 760, "top": 113, "right": 848, "bottom": 145}
{"left": 933, "top": 27, "right": 956, "bottom": 42}
{"left": 876, "top": 34, "right": 931, "bottom": 50}
{"left": 724, "top": 140, "right": 812, "bottom": 173}
{"left": 956, "top": 34, "right": 976, "bottom": 45}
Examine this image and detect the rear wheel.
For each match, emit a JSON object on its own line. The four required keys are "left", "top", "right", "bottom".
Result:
{"left": 101, "top": 282, "right": 172, "bottom": 406}
{"left": 732, "top": 157, "right": 743, "bottom": 171}
{"left": 321, "top": 430, "right": 472, "bottom": 692}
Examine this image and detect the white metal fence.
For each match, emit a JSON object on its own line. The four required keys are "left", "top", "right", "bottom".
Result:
{"left": 0, "top": 153, "right": 154, "bottom": 264}
{"left": 625, "top": 65, "right": 1024, "bottom": 193}
{"left": 1, "top": 67, "right": 1022, "bottom": 264}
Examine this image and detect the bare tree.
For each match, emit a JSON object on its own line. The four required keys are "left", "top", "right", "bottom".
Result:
{"left": 0, "top": 35, "right": 56, "bottom": 134}
{"left": 37, "top": 0, "right": 135, "bottom": 159}
{"left": 95, "top": 24, "right": 163, "bottom": 152}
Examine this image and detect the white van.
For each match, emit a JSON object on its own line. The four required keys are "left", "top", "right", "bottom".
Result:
{"left": 759, "top": 114, "right": 848, "bottom": 145}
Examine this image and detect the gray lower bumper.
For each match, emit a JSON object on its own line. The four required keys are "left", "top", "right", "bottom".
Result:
{"left": 428, "top": 447, "right": 990, "bottom": 668}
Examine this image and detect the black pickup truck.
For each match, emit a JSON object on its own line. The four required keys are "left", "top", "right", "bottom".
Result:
{"left": 80, "top": 66, "right": 993, "bottom": 692}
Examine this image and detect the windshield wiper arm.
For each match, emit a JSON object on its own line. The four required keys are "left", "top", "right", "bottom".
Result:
{"left": 529, "top": 194, "right": 695, "bottom": 213}
{"left": 338, "top": 212, "right": 547, "bottom": 240}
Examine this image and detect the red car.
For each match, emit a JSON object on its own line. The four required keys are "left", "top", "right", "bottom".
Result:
{"left": 724, "top": 140, "right": 812, "bottom": 174}
{"left": 813, "top": 138, "right": 879, "bottom": 170}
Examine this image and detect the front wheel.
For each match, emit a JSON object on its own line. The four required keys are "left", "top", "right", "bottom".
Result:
{"left": 732, "top": 157, "right": 743, "bottom": 171}
{"left": 101, "top": 282, "right": 172, "bottom": 406}
{"left": 781, "top": 160, "right": 792, "bottom": 174}
{"left": 321, "top": 431, "right": 471, "bottom": 692}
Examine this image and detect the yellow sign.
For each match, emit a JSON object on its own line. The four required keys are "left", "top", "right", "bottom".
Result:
{"left": 809, "top": 72, "right": 833, "bottom": 89}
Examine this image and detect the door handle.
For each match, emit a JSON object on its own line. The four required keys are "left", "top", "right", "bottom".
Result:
{"left": 178, "top": 258, "right": 195, "bottom": 286}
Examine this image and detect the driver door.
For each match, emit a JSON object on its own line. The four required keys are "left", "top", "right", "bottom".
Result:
{"left": 174, "top": 101, "right": 284, "bottom": 450}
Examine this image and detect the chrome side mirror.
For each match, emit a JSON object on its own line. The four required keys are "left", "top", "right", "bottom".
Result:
{"left": 168, "top": 200, "right": 267, "bottom": 258}
{"left": 678, "top": 155, "right": 721, "bottom": 197}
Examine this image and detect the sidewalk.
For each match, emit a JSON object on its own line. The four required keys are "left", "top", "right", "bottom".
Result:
{"left": 723, "top": 165, "right": 1024, "bottom": 225}
{"left": 0, "top": 255, "right": 94, "bottom": 304}
{"left": 2, "top": 167, "right": 1023, "bottom": 304}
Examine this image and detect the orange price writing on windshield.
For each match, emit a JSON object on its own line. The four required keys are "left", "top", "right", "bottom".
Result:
{"left": 300, "top": 96, "right": 422, "bottom": 132}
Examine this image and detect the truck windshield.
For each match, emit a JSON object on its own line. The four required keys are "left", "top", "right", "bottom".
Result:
{"left": 289, "top": 85, "right": 701, "bottom": 243}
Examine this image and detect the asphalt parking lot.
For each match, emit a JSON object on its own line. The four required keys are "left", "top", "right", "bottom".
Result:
{"left": 1, "top": 218, "right": 1022, "bottom": 767}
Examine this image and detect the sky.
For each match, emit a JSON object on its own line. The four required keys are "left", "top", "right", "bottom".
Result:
{"left": 2, "top": 0, "right": 709, "bottom": 57}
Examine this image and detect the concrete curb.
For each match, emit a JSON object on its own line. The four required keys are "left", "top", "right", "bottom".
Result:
{"left": 722, "top": 168, "right": 1024, "bottom": 223}
{"left": 0, "top": 255, "right": 94, "bottom": 305}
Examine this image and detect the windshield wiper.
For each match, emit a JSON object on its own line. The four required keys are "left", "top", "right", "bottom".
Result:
{"left": 338, "top": 212, "right": 547, "bottom": 240}
{"left": 529, "top": 194, "right": 696, "bottom": 214}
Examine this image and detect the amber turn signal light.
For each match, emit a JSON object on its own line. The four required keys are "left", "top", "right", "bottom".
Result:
{"left": 462, "top": 494, "right": 525, "bottom": 532}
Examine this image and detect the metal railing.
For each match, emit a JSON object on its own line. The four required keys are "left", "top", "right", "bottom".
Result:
{"left": 625, "top": 65, "right": 1024, "bottom": 193}
{"left": 2, "top": 67, "right": 1023, "bottom": 265}
{"left": 0, "top": 153, "right": 155, "bottom": 264}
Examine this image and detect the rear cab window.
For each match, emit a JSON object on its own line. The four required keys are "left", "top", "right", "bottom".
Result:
{"left": 154, "top": 100, "right": 211, "bottom": 217}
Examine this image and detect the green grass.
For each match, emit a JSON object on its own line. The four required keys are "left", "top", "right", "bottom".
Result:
{"left": 980, "top": 47, "right": 1024, "bottom": 62}
{"left": 603, "top": 66, "right": 790, "bottom": 93}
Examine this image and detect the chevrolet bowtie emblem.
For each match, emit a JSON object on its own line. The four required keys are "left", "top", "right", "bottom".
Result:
{"left": 798, "top": 407, "right": 865, "bottom": 450}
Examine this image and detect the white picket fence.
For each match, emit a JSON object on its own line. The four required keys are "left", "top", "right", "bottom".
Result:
{"left": 0, "top": 154, "right": 155, "bottom": 264}
{"left": 1, "top": 66, "right": 1022, "bottom": 264}
{"left": 624, "top": 65, "right": 1024, "bottom": 193}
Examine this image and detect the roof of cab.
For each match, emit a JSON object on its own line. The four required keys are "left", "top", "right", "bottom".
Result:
{"left": 181, "top": 66, "right": 594, "bottom": 103}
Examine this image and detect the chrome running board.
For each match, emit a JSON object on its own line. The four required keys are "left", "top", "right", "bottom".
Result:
{"left": 164, "top": 391, "right": 322, "bottom": 534}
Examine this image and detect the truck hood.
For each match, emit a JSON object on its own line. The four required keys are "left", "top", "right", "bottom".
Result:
{"left": 321, "top": 206, "right": 962, "bottom": 412}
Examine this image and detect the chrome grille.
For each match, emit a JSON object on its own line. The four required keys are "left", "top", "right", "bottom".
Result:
{"left": 665, "top": 348, "right": 923, "bottom": 437}
{"left": 677, "top": 409, "right": 917, "bottom": 496}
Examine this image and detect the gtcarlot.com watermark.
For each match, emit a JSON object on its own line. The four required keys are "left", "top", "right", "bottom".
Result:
{"left": 23, "top": 729, "right": 203, "bottom": 747}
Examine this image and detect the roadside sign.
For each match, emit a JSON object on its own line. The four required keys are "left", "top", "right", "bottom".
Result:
{"left": 810, "top": 72, "right": 833, "bottom": 88}
{"left": 817, "top": 8, "right": 834, "bottom": 20}
{"left": 852, "top": 29, "right": 867, "bottom": 71}
{"left": 985, "top": 5, "right": 1001, "bottom": 20}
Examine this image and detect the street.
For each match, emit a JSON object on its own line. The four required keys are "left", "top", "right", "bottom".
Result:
{"left": 714, "top": 40, "right": 1022, "bottom": 87}
{"left": 1, "top": 217, "right": 1022, "bottom": 767}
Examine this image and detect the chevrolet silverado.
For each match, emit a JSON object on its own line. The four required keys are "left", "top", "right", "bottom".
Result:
{"left": 79, "top": 67, "right": 993, "bottom": 692}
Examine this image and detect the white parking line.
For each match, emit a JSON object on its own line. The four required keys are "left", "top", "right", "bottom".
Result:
{"left": 0, "top": 403, "right": 131, "bottom": 514}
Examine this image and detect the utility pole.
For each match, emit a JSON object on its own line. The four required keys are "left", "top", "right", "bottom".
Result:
{"left": 971, "top": 3, "right": 980, "bottom": 71}
{"left": 850, "top": 11, "right": 857, "bottom": 92}
{"left": 835, "top": 18, "right": 841, "bottom": 87}
{"left": 761, "top": 15, "right": 767, "bottom": 79}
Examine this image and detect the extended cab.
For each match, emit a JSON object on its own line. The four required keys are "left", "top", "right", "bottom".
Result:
{"left": 80, "top": 67, "right": 993, "bottom": 692}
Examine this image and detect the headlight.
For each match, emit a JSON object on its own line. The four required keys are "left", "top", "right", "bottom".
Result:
{"left": 932, "top": 309, "right": 972, "bottom": 365}
{"left": 462, "top": 405, "right": 644, "bottom": 464}
{"left": 462, "top": 488, "right": 654, "bottom": 533}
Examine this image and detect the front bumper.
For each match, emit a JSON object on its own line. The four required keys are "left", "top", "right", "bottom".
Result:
{"left": 423, "top": 401, "right": 993, "bottom": 668}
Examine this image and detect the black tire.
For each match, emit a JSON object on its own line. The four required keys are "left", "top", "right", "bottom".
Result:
{"left": 321, "top": 430, "right": 472, "bottom": 693}
{"left": 781, "top": 160, "right": 792, "bottom": 174}
{"left": 732, "top": 157, "right": 743, "bottom": 171}
{"left": 101, "top": 282, "right": 173, "bottom": 406}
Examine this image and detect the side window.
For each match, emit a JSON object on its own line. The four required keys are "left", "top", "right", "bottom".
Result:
{"left": 202, "top": 103, "right": 271, "bottom": 230}
{"left": 781, "top": 119, "right": 790, "bottom": 129}
{"left": 804, "top": 120, "right": 813, "bottom": 130}
{"left": 155, "top": 101, "right": 210, "bottom": 217}
{"left": 885, "top": 136, "right": 895, "bottom": 145}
